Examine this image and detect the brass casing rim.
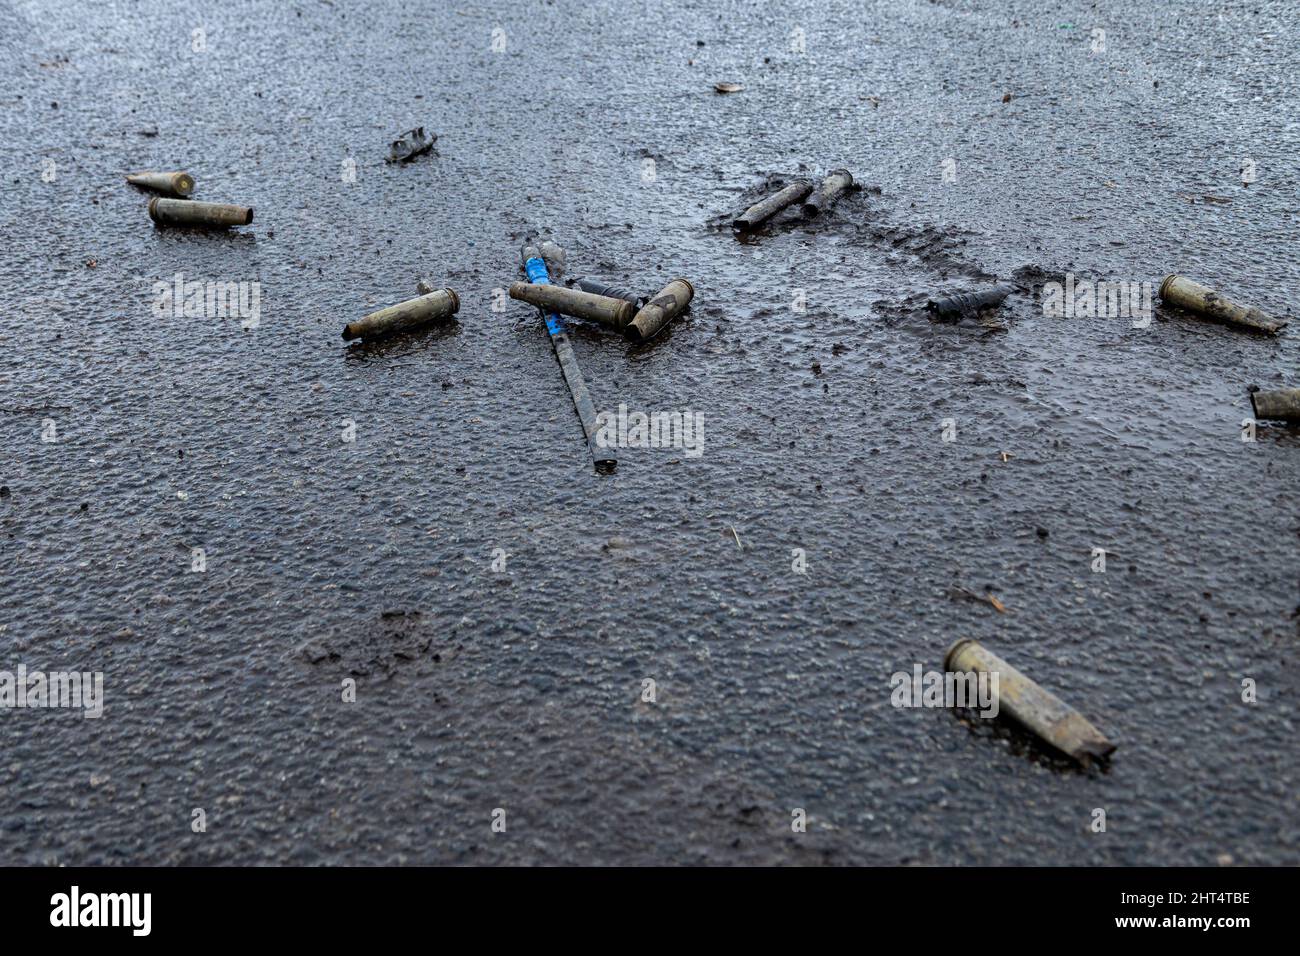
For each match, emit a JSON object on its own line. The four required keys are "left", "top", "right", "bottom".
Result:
{"left": 943, "top": 637, "right": 979, "bottom": 672}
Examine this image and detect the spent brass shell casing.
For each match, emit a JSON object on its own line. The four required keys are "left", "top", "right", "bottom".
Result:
{"left": 149, "top": 198, "right": 253, "bottom": 229}
{"left": 1250, "top": 387, "right": 1300, "bottom": 422}
{"left": 342, "top": 288, "right": 460, "bottom": 341}
{"left": 1159, "top": 274, "right": 1287, "bottom": 335}
{"left": 538, "top": 240, "right": 567, "bottom": 280}
{"left": 802, "top": 168, "right": 853, "bottom": 217}
{"left": 944, "top": 638, "right": 1116, "bottom": 765}
{"left": 127, "top": 171, "right": 195, "bottom": 197}
{"left": 733, "top": 179, "right": 813, "bottom": 231}
{"left": 508, "top": 282, "right": 634, "bottom": 331}
{"left": 627, "top": 278, "right": 694, "bottom": 342}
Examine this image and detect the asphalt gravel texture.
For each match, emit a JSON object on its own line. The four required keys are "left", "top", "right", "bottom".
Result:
{"left": 1, "top": 0, "right": 1297, "bottom": 865}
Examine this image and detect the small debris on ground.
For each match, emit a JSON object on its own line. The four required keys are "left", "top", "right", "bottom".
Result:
{"left": 387, "top": 126, "right": 436, "bottom": 163}
{"left": 950, "top": 586, "right": 1007, "bottom": 613}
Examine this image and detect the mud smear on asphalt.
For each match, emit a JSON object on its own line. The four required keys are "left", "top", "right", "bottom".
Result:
{"left": 295, "top": 610, "right": 464, "bottom": 679}
{"left": 713, "top": 171, "right": 986, "bottom": 278}
{"left": 715, "top": 172, "right": 1026, "bottom": 334}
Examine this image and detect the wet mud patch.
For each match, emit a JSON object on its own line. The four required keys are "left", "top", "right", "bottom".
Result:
{"left": 293, "top": 610, "right": 461, "bottom": 678}
{"left": 1010, "top": 262, "right": 1070, "bottom": 291}
{"left": 706, "top": 170, "right": 877, "bottom": 237}
{"left": 859, "top": 217, "right": 993, "bottom": 282}
{"left": 713, "top": 172, "right": 1000, "bottom": 310}
{"left": 687, "top": 772, "right": 843, "bottom": 864}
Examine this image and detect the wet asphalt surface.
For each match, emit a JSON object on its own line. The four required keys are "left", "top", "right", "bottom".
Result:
{"left": 1, "top": 0, "right": 1297, "bottom": 865}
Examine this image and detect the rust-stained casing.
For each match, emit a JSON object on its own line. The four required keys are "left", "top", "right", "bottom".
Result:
{"left": 149, "top": 198, "right": 253, "bottom": 228}
{"left": 944, "top": 638, "right": 1116, "bottom": 764}
{"left": 127, "top": 171, "right": 195, "bottom": 197}
{"left": 1250, "top": 387, "right": 1300, "bottom": 422}
{"left": 508, "top": 281, "right": 633, "bottom": 331}
{"left": 1159, "top": 274, "right": 1287, "bottom": 335}
{"left": 627, "top": 278, "right": 694, "bottom": 342}
{"left": 342, "top": 288, "right": 460, "bottom": 341}
{"left": 733, "top": 179, "right": 813, "bottom": 230}
{"left": 802, "top": 169, "right": 853, "bottom": 217}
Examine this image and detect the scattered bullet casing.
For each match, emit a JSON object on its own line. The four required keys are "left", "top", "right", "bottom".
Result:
{"left": 127, "top": 171, "right": 195, "bottom": 197}
{"left": 927, "top": 284, "right": 1014, "bottom": 320}
{"left": 945, "top": 638, "right": 1116, "bottom": 764}
{"left": 342, "top": 288, "right": 459, "bottom": 341}
{"left": 149, "top": 198, "right": 253, "bottom": 229}
{"left": 508, "top": 281, "right": 634, "bottom": 331}
{"left": 627, "top": 278, "right": 694, "bottom": 342}
{"left": 1250, "top": 387, "right": 1300, "bottom": 422}
{"left": 802, "top": 168, "right": 853, "bottom": 217}
{"left": 734, "top": 179, "right": 813, "bottom": 230}
{"left": 1159, "top": 274, "right": 1287, "bottom": 335}
{"left": 574, "top": 278, "right": 647, "bottom": 310}
{"left": 538, "top": 240, "right": 567, "bottom": 280}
